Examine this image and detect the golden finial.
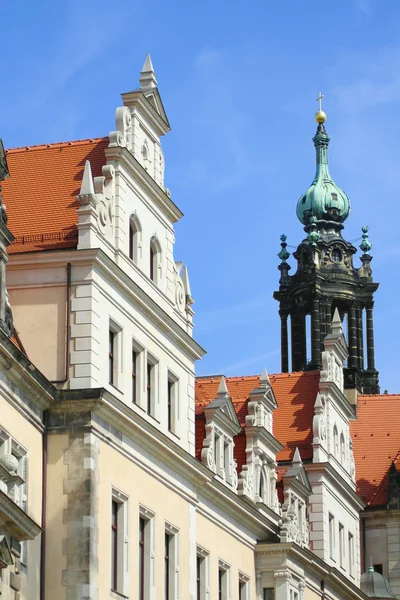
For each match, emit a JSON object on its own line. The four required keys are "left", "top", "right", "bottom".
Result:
{"left": 315, "top": 92, "right": 327, "bottom": 123}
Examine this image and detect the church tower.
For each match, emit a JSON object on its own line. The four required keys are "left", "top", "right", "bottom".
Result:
{"left": 273, "top": 100, "right": 380, "bottom": 394}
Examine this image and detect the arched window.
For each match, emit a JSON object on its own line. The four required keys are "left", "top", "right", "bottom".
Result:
{"left": 259, "top": 465, "right": 269, "bottom": 505}
{"left": 150, "top": 236, "right": 161, "bottom": 284}
{"left": 333, "top": 425, "right": 339, "bottom": 457}
{"left": 129, "top": 215, "right": 141, "bottom": 263}
{"left": 340, "top": 433, "right": 346, "bottom": 464}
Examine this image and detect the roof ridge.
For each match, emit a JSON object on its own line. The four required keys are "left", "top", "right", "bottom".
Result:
{"left": 5, "top": 136, "right": 108, "bottom": 154}
{"left": 196, "top": 370, "right": 319, "bottom": 382}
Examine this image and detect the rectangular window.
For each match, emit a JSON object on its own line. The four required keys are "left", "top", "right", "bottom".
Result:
{"left": 139, "top": 507, "right": 155, "bottom": 600}
{"left": 239, "top": 573, "right": 250, "bottom": 600}
{"left": 214, "top": 433, "right": 220, "bottom": 472}
{"left": 339, "top": 523, "right": 344, "bottom": 568}
{"left": 167, "top": 373, "right": 179, "bottom": 433}
{"left": 165, "top": 522, "right": 179, "bottom": 600}
{"left": 196, "top": 547, "right": 209, "bottom": 600}
{"left": 132, "top": 349, "right": 138, "bottom": 403}
{"left": 329, "top": 513, "right": 335, "bottom": 560}
{"left": 374, "top": 564, "right": 383, "bottom": 575}
{"left": 111, "top": 491, "right": 129, "bottom": 596}
{"left": 218, "top": 560, "right": 230, "bottom": 600}
{"left": 139, "top": 517, "right": 145, "bottom": 600}
{"left": 109, "top": 330, "right": 115, "bottom": 385}
{"left": 147, "top": 363, "right": 154, "bottom": 415}
{"left": 263, "top": 590, "right": 275, "bottom": 600}
{"left": 111, "top": 500, "right": 118, "bottom": 591}
{"left": 348, "top": 532, "right": 354, "bottom": 576}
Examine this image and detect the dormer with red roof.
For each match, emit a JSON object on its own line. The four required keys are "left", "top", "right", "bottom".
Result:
{"left": 238, "top": 368, "right": 282, "bottom": 513}
{"left": 200, "top": 377, "right": 241, "bottom": 490}
{"left": 280, "top": 448, "right": 312, "bottom": 548}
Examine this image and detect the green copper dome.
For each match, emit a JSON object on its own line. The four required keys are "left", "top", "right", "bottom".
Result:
{"left": 296, "top": 122, "right": 351, "bottom": 228}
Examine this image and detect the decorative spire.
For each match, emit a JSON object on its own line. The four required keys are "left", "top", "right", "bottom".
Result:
{"left": 296, "top": 97, "right": 351, "bottom": 231}
{"left": 360, "top": 225, "right": 372, "bottom": 255}
{"left": 331, "top": 308, "right": 343, "bottom": 336}
{"left": 278, "top": 234, "right": 291, "bottom": 285}
{"left": 217, "top": 376, "right": 230, "bottom": 398}
{"left": 307, "top": 216, "right": 320, "bottom": 246}
{"left": 292, "top": 447, "right": 302, "bottom": 466}
{"left": 260, "top": 367, "right": 270, "bottom": 387}
{"left": 80, "top": 160, "right": 94, "bottom": 195}
{"left": 139, "top": 54, "right": 157, "bottom": 90}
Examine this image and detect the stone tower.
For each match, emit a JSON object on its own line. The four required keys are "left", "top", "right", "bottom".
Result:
{"left": 273, "top": 108, "right": 379, "bottom": 394}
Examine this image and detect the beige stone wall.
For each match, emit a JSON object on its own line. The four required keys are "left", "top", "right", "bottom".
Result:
{"left": 45, "top": 433, "right": 69, "bottom": 600}
{"left": 9, "top": 285, "right": 67, "bottom": 381}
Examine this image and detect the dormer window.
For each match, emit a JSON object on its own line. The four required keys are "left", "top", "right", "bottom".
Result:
{"left": 332, "top": 249, "right": 342, "bottom": 263}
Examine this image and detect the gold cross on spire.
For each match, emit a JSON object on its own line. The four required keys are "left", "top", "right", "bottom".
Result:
{"left": 316, "top": 92, "right": 324, "bottom": 111}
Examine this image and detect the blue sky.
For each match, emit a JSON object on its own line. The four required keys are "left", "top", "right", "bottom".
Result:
{"left": 2, "top": 0, "right": 400, "bottom": 390}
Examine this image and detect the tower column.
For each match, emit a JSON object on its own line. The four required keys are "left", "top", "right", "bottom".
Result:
{"left": 356, "top": 302, "right": 364, "bottom": 370}
{"left": 366, "top": 301, "right": 375, "bottom": 370}
{"left": 291, "top": 311, "right": 306, "bottom": 372}
{"left": 320, "top": 298, "right": 327, "bottom": 345}
{"left": 311, "top": 294, "right": 321, "bottom": 369}
{"left": 348, "top": 303, "right": 358, "bottom": 368}
{"left": 280, "top": 308, "right": 289, "bottom": 373}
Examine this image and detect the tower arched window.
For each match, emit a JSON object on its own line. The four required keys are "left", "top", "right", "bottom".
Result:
{"left": 150, "top": 236, "right": 161, "bottom": 284}
{"left": 129, "top": 215, "right": 141, "bottom": 263}
{"left": 340, "top": 433, "right": 346, "bottom": 464}
{"left": 259, "top": 465, "right": 269, "bottom": 505}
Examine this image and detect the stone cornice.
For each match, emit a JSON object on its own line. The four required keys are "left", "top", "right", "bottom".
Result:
{"left": 256, "top": 542, "right": 368, "bottom": 600}
{"left": 105, "top": 144, "right": 183, "bottom": 223}
{"left": 0, "top": 490, "right": 42, "bottom": 541}
{"left": 306, "top": 462, "right": 365, "bottom": 510}
{"left": 50, "top": 388, "right": 280, "bottom": 539}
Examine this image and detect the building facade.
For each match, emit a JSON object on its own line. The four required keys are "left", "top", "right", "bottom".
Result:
{"left": 0, "top": 56, "right": 397, "bottom": 600}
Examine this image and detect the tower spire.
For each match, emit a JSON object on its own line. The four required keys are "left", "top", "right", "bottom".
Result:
{"left": 139, "top": 53, "right": 157, "bottom": 90}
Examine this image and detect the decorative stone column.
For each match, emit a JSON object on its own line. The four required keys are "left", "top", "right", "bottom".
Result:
{"left": 291, "top": 312, "right": 306, "bottom": 372}
{"left": 365, "top": 301, "right": 375, "bottom": 370}
{"left": 311, "top": 294, "right": 321, "bottom": 369}
{"left": 348, "top": 303, "right": 358, "bottom": 369}
{"left": 356, "top": 302, "right": 364, "bottom": 370}
{"left": 279, "top": 308, "right": 289, "bottom": 373}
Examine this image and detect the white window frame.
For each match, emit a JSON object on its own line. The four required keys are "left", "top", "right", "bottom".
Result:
{"left": 167, "top": 371, "right": 179, "bottom": 435}
{"left": 238, "top": 572, "right": 250, "bottom": 600}
{"left": 111, "top": 488, "right": 129, "bottom": 597}
{"left": 139, "top": 505, "right": 156, "bottom": 600}
{"left": 150, "top": 235, "right": 162, "bottom": 285}
{"left": 146, "top": 352, "right": 159, "bottom": 418}
{"left": 196, "top": 545, "right": 210, "bottom": 600}
{"left": 218, "top": 559, "right": 231, "bottom": 600}
{"left": 129, "top": 213, "right": 142, "bottom": 264}
{"left": 132, "top": 338, "right": 145, "bottom": 408}
{"left": 165, "top": 522, "right": 180, "bottom": 600}
{"left": 329, "top": 513, "right": 335, "bottom": 560}
{"left": 339, "top": 522, "right": 345, "bottom": 569}
{"left": 109, "top": 319, "right": 123, "bottom": 390}
{"left": 348, "top": 532, "right": 354, "bottom": 577}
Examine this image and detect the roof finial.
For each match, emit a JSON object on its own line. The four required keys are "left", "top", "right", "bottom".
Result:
{"left": 139, "top": 53, "right": 157, "bottom": 90}
{"left": 315, "top": 92, "right": 327, "bottom": 123}
{"left": 360, "top": 225, "right": 372, "bottom": 255}
{"left": 368, "top": 557, "right": 374, "bottom": 573}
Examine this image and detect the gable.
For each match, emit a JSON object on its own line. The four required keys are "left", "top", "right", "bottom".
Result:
{"left": 142, "top": 88, "right": 170, "bottom": 129}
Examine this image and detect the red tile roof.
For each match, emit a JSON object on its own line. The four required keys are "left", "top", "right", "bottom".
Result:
{"left": 195, "top": 375, "right": 400, "bottom": 508}
{"left": 195, "top": 371, "right": 320, "bottom": 469}
{"left": 351, "top": 394, "right": 400, "bottom": 507}
{"left": 2, "top": 138, "right": 108, "bottom": 253}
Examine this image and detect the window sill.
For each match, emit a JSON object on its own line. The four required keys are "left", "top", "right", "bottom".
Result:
{"left": 109, "top": 383, "right": 123, "bottom": 395}
{"left": 111, "top": 590, "right": 129, "bottom": 600}
{"left": 168, "top": 429, "right": 180, "bottom": 441}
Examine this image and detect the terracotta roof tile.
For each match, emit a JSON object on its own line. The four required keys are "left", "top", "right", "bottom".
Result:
{"left": 2, "top": 138, "right": 108, "bottom": 253}
{"left": 195, "top": 371, "right": 319, "bottom": 466}
{"left": 351, "top": 394, "right": 400, "bottom": 507}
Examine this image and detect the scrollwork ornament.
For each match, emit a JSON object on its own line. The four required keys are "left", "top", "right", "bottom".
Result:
{"left": 175, "top": 278, "right": 185, "bottom": 312}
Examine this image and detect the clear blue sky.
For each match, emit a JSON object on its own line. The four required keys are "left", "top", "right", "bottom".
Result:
{"left": 2, "top": 0, "right": 400, "bottom": 390}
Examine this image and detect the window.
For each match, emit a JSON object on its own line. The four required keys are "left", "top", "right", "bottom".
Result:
{"left": 214, "top": 433, "right": 220, "bottom": 472}
{"left": 109, "top": 330, "right": 115, "bottom": 385}
{"left": 218, "top": 560, "right": 230, "bottom": 600}
{"left": 132, "top": 349, "right": 138, "bottom": 404}
{"left": 196, "top": 547, "right": 209, "bottom": 600}
{"left": 263, "top": 590, "right": 274, "bottom": 600}
{"left": 129, "top": 215, "right": 141, "bottom": 263}
{"left": 239, "top": 573, "right": 250, "bottom": 600}
{"left": 109, "top": 321, "right": 122, "bottom": 389}
{"left": 139, "top": 517, "right": 145, "bottom": 600}
{"left": 146, "top": 357, "right": 158, "bottom": 416}
{"left": 111, "top": 491, "right": 129, "bottom": 596}
{"left": 339, "top": 523, "right": 344, "bottom": 568}
{"left": 139, "top": 507, "right": 155, "bottom": 600}
{"left": 259, "top": 467, "right": 269, "bottom": 505}
{"left": 111, "top": 500, "right": 119, "bottom": 591}
{"left": 348, "top": 532, "right": 354, "bottom": 576}
{"left": 167, "top": 374, "right": 179, "bottom": 433}
{"left": 340, "top": 433, "right": 346, "bottom": 464}
{"left": 165, "top": 523, "right": 179, "bottom": 600}
{"left": 150, "top": 237, "right": 161, "bottom": 284}
{"left": 333, "top": 425, "right": 339, "bottom": 457}
{"left": 332, "top": 248, "right": 342, "bottom": 263}
{"left": 374, "top": 564, "right": 383, "bottom": 575}
{"left": 329, "top": 513, "right": 335, "bottom": 560}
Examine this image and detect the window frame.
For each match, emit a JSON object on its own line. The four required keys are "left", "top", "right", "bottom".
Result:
{"left": 111, "top": 489, "right": 129, "bottom": 597}
{"left": 329, "top": 513, "right": 335, "bottom": 560}
{"left": 149, "top": 236, "right": 162, "bottom": 285}
{"left": 109, "top": 320, "right": 123, "bottom": 390}
{"left": 129, "top": 214, "right": 142, "bottom": 264}
{"left": 139, "top": 506, "right": 155, "bottom": 600}
{"left": 238, "top": 572, "right": 250, "bottom": 600}
{"left": 165, "top": 521, "right": 179, "bottom": 600}
{"left": 146, "top": 353, "right": 159, "bottom": 418}
{"left": 218, "top": 559, "right": 230, "bottom": 600}
{"left": 196, "top": 546, "right": 210, "bottom": 600}
{"left": 167, "top": 372, "right": 179, "bottom": 434}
